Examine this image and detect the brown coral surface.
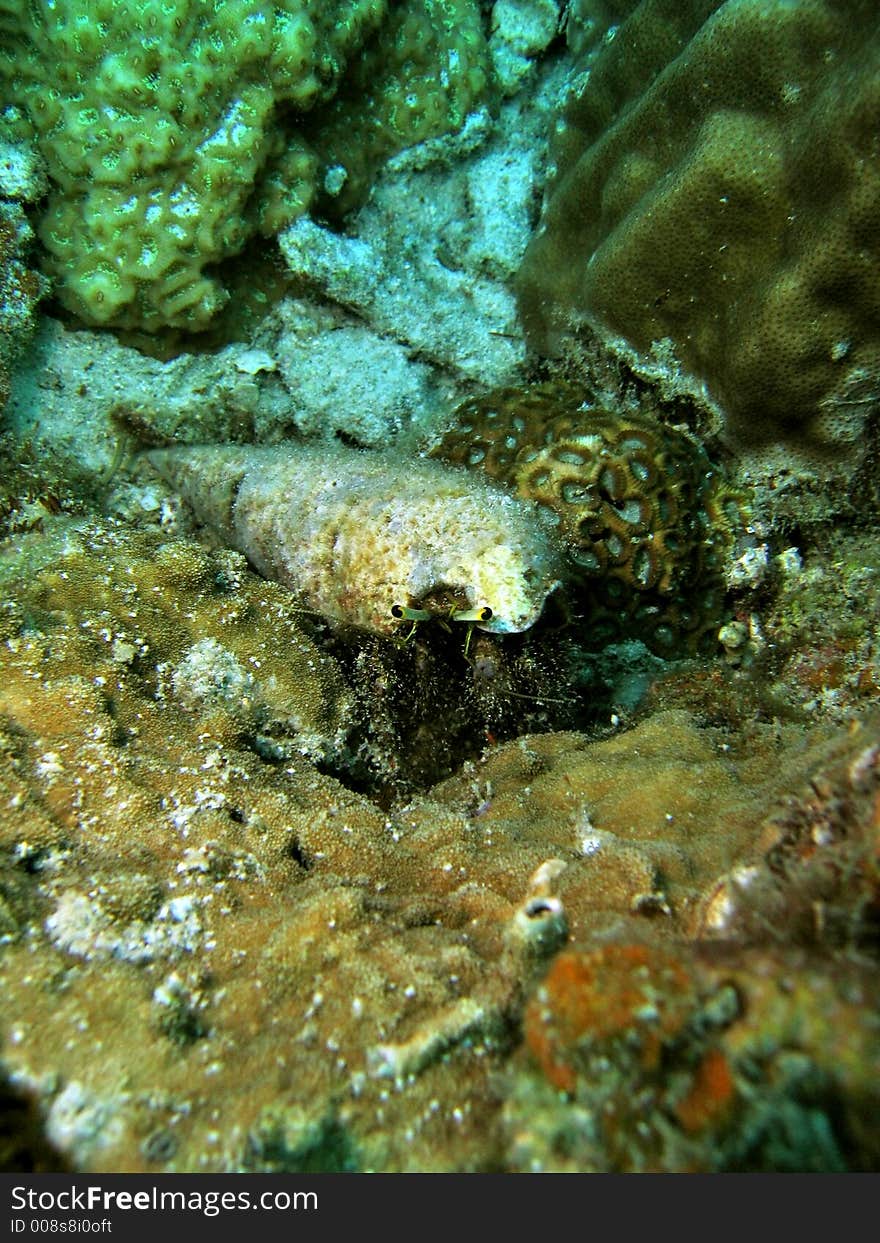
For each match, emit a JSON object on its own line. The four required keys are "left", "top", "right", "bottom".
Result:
{"left": 516, "top": 0, "right": 880, "bottom": 456}
{"left": 0, "top": 512, "right": 878, "bottom": 1171}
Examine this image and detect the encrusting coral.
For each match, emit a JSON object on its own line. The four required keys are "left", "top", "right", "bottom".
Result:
{"left": 0, "top": 455, "right": 878, "bottom": 1172}
{"left": 146, "top": 441, "right": 563, "bottom": 638}
{"left": 504, "top": 715, "right": 880, "bottom": 1172}
{"left": 516, "top": 0, "right": 880, "bottom": 455}
{"left": 1, "top": 552, "right": 878, "bottom": 1172}
{"left": 0, "top": 0, "right": 490, "bottom": 332}
{"left": 0, "top": 516, "right": 353, "bottom": 765}
{"left": 431, "top": 378, "right": 744, "bottom": 653}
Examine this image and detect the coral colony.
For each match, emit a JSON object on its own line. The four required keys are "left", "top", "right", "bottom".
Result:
{"left": 0, "top": 0, "right": 879, "bottom": 1173}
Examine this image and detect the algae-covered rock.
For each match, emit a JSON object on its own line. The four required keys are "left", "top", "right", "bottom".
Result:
{"left": 1, "top": 585, "right": 879, "bottom": 1173}
{"left": 0, "top": 129, "right": 47, "bottom": 412}
{"left": 507, "top": 942, "right": 879, "bottom": 1171}
{"left": 516, "top": 0, "right": 880, "bottom": 457}
{"left": 0, "top": 516, "right": 353, "bottom": 763}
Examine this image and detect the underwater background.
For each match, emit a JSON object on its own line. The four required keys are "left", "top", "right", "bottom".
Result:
{"left": 0, "top": 0, "right": 878, "bottom": 1172}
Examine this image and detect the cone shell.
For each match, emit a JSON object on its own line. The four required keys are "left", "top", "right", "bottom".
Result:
{"left": 147, "top": 443, "right": 561, "bottom": 638}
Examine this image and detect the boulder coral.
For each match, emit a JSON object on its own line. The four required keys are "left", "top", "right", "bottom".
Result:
{"left": 516, "top": 0, "right": 880, "bottom": 455}
{"left": 0, "top": 0, "right": 489, "bottom": 331}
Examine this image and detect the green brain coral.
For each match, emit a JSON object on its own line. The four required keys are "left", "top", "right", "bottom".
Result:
{"left": 516, "top": 0, "right": 880, "bottom": 454}
{"left": 431, "top": 379, "right": 742, "bottom": 653}
{"left": 0, "top": 0, "right": 489, "bottom": 332}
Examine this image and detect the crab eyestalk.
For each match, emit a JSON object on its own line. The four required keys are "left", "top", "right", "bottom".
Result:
{"left": 391, "top": 603, "right": 432, "bottom": 642}
{"left": 449, "top": 607, "right": 494, "bottom": 658}
{"left": 391, "top": 604, "right": 432, "bottom": 622}
{"left": 450, "top": 606, "right": 493, "bottom": 624}
{"left": 390, "top": 603, "right": 496, "bottom": 651}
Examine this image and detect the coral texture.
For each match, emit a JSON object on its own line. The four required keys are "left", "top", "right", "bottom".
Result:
{"left": 146, "top": 442, "right": 562, "bottom": 637}
{"left": 488, "top": 0, "right": 560, "bottom": 96}
{"left": 0, "top": 517, "right": 353, "bottom": 764}
{"left": 0, "top": 0, "right": 489, "bottom": 331}
{"left": 431, "top": 379, "right": 742, "bottom": 652}
{"left": 301, "top": 0, "right": 490, "bottom": 219}
{"left": 1, "top": 0, "right": 879, "bottom": 1176}
{"left": 509, "top": 943, "right": 878, "bottom": 1172}
{"left": 516, "top": 0, "right": 880, "bottom": 452}
{"left": 0, "top": 132, "right": 46, "bottom": 411}
{"left": 1, "top": 561, "right": 878, "bottom": 1174}
{"left": 505, "top": 713, "right": 880, "bottom": 1172}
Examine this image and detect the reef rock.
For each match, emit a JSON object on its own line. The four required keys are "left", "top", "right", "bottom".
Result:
{"left": 0, "top": 131, "right": 46, "bottom": 412}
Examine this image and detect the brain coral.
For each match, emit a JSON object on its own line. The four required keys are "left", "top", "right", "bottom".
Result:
{"left": 0, "top": 0, "right": 489, "bottom": 332}
{"left": 431, "top": 379, "right": 741, "bottom": 653}
{"left": 516, "top": 0, "right": 880, "bottom": 453}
